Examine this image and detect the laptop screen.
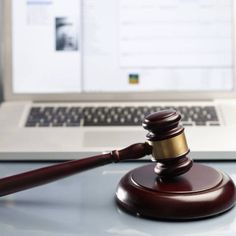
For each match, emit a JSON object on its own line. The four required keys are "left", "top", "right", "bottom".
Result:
{"left": 11, "top": 0, "right": 234, "bottom": 93}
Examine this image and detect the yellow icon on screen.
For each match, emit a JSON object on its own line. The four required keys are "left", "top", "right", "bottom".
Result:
{"left": 129, "top": 74, "right": 139, "bottom": 84}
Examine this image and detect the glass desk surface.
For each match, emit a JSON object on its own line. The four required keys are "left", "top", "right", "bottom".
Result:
{"left": 0, "top": 161, "right": 235, "bottom": 236}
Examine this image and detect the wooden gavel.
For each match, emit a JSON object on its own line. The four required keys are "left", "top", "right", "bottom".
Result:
{"left": 0, "top": 110, "right": 192, "bottom": 197}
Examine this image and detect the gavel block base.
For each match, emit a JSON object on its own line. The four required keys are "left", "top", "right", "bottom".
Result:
{"left": 116, "top": 163, "right": 236, "bottom": 220}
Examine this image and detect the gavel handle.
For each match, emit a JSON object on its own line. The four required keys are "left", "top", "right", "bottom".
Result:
{"left": 0, "top": 143, "right": 152, "bottom": 197}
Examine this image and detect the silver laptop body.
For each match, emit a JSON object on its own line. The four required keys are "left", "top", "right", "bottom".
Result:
{"left": 1, "top": 0, "right": 236, "bottom": 160}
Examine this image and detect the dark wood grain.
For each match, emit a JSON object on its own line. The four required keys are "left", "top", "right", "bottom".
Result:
{"left": 143, "top": 109, "right": 192, "bottom": 177}
{"left": 154, "top": 155, "right": 193, "bottom": 177}
{"left": 116, "top": 109, "right": 236, "bottom": 220}
{"left": 116, "top": 163, "right": 236, "bottom": 220}
{"left": 0, "top": 143, "right": 152, "bottom": 197}
{"left": 143, "top": 109, "right": 183, "bottom": 141}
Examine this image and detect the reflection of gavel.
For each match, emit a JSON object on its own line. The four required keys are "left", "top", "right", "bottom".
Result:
{"left": 0, "top": 110, "right": 235, "bottom": 220}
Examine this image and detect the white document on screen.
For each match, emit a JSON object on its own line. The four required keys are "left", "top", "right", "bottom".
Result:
{"left": 12, "top": 0, "right": 81, "bottom": 93}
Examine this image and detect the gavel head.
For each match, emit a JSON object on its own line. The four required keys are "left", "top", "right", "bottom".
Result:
{"left": 143, "top": 110, "right": 193, "bottom": 178}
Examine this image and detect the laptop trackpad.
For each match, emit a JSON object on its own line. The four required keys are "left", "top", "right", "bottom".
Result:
{"left": 83, "top": 131, "right": 144, "bottom": 148}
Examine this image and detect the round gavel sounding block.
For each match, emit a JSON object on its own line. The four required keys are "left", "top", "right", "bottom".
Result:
{"left": 116, "top": 110, "right": 236, "bottom": 220}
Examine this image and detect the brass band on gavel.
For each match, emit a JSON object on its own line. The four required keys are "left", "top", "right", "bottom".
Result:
{"left": 148, "top": 132, "right": 189, "bottom": 160}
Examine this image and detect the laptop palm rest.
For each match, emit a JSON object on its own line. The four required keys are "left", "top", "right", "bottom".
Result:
{"left": 83, "top": 131, "right": 144, "bottom": 148}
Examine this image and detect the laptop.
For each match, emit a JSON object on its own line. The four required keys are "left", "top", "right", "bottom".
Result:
{"left": 1, "top": 0, "right": 236, "bottom": 161}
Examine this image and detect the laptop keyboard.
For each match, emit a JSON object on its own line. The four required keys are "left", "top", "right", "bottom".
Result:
{"left": 25, "top": 106, "right": 220, "bottom": 127}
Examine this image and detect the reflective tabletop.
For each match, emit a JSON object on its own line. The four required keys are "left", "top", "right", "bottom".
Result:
{"left": 0, "top": 161, "right": 235, "bottom": 236}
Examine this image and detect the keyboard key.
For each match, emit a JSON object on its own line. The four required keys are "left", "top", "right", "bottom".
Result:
{"left": 25, "top": 121, "right": 38, "bottom": 127}
{"left": 209, "top": 123, "right": 220, "bottom": 126}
